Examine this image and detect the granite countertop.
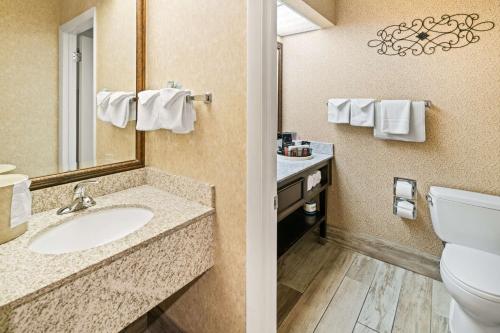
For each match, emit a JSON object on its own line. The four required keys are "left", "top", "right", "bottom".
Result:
{"left": 277, "top": 153, "right": 333, "bottom": 184}
{"left": 0, "top": 185, "right": 214, "bottom": 310}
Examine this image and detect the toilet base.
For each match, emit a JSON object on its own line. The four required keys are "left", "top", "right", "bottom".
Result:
{"left": 449, "top": 300, "right": 500, "bottom": 333}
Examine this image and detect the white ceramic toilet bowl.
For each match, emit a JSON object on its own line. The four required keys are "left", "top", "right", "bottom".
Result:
{"left": 440, "top": 244, "right": 500, "bottom": 333}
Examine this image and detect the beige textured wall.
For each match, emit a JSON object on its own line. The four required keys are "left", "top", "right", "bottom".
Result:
{"left": 145, "top": 0, "right": 247, "bottom": 332}
{"left": 61, "top": 0, "right": 137, "bottom": 166}
{"left": 95, "top": 0, "right": 136, "bottom": 165}
{"left": 0, "top": 0, "right": 60, "bottom": 177}
{"left": 59, "top": 0, "right": 96, "bottom": 23}
{"left": 282, "top": 0, "right": 500, "bottom": 256}
{"left": 303, "top": 0, "right": 336, "bottom": 24}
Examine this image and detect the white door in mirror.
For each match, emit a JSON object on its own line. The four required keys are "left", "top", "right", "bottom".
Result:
{"left": 29, "top": 207, "right": 153, "bottom": 254}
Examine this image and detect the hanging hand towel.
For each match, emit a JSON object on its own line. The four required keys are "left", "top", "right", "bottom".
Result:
{"left": 380, "top": 100, "right": 411, "bottom": 134}
{"left": 96, "top": 91, "right": 112, "bottom": 122}
{"left": 136, "top": 90, "right": 161, "bottom": 131}
{"left": 172, "top": 99, "right": 196, "bottom": 134}
{"left": 374, "top": 101, "right": 426, "bottom": 142}
{"left": 350, "top": 98, "right": 375, "bottom": 127}
{"left": 159, "top": 88, "right": 196, "bottom": 134}
{"left": 107, "top": 92, "right": 135, "bottom": 128}
{"left": 327, "top": 99, "right": 351, "bottom": 124}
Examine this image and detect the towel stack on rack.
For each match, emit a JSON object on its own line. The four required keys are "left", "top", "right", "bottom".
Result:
{"left": 327, "top": 98, "right": 430, "bottom": 142}
{"left": 97, "top": 91, "right": 136, "bottom": 128}
{"left": 136, "top": 84, "right": 213, "bottom": 134}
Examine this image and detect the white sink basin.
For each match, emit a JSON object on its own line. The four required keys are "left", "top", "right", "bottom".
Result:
{"left": 29, "top": 207, "right": 154, "bottom": 254}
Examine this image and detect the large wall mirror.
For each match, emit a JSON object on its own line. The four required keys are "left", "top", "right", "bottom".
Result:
{"left": 0, "top": 0, "right": 145, "bottom": 189}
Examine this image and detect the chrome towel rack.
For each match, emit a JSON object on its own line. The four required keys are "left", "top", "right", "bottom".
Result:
{"left": 167, "top": 80, "right": 213, "bottom": 104}
{"left": 129, "top": 92, "right": 213, "bottom": 105}
{"left": 325, "top": 99, "right": 432, "bottom": 109}
{"left": 187, "top": 93, "right": 213, "bottom": 104}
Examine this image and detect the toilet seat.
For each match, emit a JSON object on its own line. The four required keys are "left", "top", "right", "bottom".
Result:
{"left": 441, "top": 244, "right": 500, "bottom": 303}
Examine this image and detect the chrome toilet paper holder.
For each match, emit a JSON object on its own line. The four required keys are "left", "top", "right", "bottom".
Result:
{"left": 393, "top": 197, "right": 417, "bottom": 220}
{"left": 393, "top": 177, "right": 417, "bottom": 200}
{"left": 393, "top": 177, "right": 417, "bottom": 220}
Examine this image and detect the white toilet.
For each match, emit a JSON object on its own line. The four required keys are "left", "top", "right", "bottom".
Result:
{"left": 427, "top": 186, "right": 500, "bottom": 333}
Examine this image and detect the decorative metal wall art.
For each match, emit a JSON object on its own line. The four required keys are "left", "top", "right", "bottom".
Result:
{"left": 368, "top": 14, "right": 495, "bottom": 56}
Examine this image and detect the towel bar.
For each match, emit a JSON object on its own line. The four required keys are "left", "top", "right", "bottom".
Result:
{"left": 130, "top": 93, "right": 213, "bottom": 105}
{"left": 165, "top": 81, "right": 212, "bottom": 104}
{"left": 187, "top": 93, "right": 213, "bottom": 104}
{"left": 325, "top": 99, "right": 432, "bottom": 109}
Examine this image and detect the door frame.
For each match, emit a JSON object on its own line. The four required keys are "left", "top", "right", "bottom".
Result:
{"left": 246, "top": 0, "right": 278, "bottom": 332}
{"left": 59, "top": 7, "right": 97, "bottom": 172}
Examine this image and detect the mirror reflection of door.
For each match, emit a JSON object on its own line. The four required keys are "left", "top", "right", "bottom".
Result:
{"left": 77, "top": 29, "right": 95, "bottom": 170}
{"left": 59, "top": 9, "right": 96, "bottom": 172}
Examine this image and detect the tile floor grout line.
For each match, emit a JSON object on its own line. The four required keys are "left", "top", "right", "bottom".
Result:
{"left": 352, "top": 260, "right": 382, "bottom": 333}
{"left": 389, "top": 269, "right": 407, "bottom": 333}
{"left": 278, "top": 241, "right": 334, "bottom": 330}
{"left": 312, "top": 252, "right": 356, "bottom": 333}
{"left": 279, "top": 281, "right": 302, "bottom": 294}
{"left": 278, "top": 236, "right": 331, "bottom": 293}
{"left": 357, "top": 322, "right": 381, "bottom": 333}
{"left": 430, "top": 281, "right": 434, "bottom": 333}
{"left": 303, "top": 240, "right": 337, "bottom": 291}
{"left": 277, "top": 284, "right": 302, "bottom": 330}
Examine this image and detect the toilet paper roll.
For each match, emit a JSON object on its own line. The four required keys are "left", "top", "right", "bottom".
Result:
{"left": 395, "top": 180, "right": 414, "bottom": 199}
{"left": 396, "top": 200, "right": 415, "bottom": 219}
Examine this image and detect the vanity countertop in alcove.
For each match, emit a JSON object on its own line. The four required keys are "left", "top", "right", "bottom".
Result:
{"left": 0, "top": 168, "right": 215, "bottom": 333}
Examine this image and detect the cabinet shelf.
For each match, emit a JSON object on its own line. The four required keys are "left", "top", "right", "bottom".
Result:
{"left": 277, "top": 209, "right": 326, "bottom": 258}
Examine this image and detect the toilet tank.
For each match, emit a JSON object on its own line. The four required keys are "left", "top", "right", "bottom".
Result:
{"left": 428, "top": 186, "right": 500, "bottom": 256}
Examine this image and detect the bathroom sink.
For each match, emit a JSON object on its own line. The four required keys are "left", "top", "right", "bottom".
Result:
{"left": 29, "top": 207, "right": 154, "bottom": 254}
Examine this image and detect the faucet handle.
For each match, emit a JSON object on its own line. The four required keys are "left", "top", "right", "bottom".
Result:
{"left": 73, "top": 180, "right": 99, "bottom": 199}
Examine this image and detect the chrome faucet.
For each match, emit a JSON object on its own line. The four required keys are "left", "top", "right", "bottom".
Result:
{"left": 57, "top": 180, "right": 99, "bottom": 215}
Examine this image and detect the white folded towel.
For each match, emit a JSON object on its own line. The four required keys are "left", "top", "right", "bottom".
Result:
{"left": 327, "top": 99, "right": 351, "bottom": 124}
{"left": 96, "top": 91, "right": 112, "bottom": 122}
{"left": 313, "top": 171, "right": 321, "bottom": 186}
{"left": 159, "top": 88, "right": 196, "bottom": 134}
{"left": 136, "top": 90, "right": 161, "bottom": 131}
{"left": 374, "top": 101, "right": 426, "bottom": 142}
{"left": 380, "top": 100, "right": 411, "bottom": 134}
{"left": 307, "top": 171, "right": 322, "bottom": 191}
{"left": 350, "top": 99, "right": 375, "bottom": 127}
{"left": 307, "top": 175, "right": 314, "bottom": 191}
{"left": 172, "top": 99, "right": 196, "bottom": 134}
{"left": 0, "top": 175, "right": 32, "bottom": 228}
{"left": 107, "top": 92, "right": 135, "bottom": 128}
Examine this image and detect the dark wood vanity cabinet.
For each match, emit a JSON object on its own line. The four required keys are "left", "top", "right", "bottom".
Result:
{"left": 277, "top": 179, "right": 304, "bottom": 216}
{"left": 277, "top": 159, "right": 332, "bottom": 258}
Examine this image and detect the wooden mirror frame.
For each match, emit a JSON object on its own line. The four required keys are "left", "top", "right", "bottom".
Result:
{"left": 31, "top": 0, "right": 146, "bottom": 190}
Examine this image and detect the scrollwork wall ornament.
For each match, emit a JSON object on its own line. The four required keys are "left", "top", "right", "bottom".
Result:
{"left": 368, "top": 14, "right": 495, "bottom": 56}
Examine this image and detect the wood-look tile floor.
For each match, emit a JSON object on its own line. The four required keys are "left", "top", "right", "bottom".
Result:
{"left": 278, "top": 233, "right": 451, "bottom": 333}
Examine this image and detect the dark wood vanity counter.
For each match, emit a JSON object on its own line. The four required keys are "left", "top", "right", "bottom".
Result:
{"left": 277, "top": 153, "right": 333, "bottom": 257}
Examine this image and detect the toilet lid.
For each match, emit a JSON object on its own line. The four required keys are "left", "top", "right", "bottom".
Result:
{"left": 442, "top": 244, "right": 500, "bottom": 302}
